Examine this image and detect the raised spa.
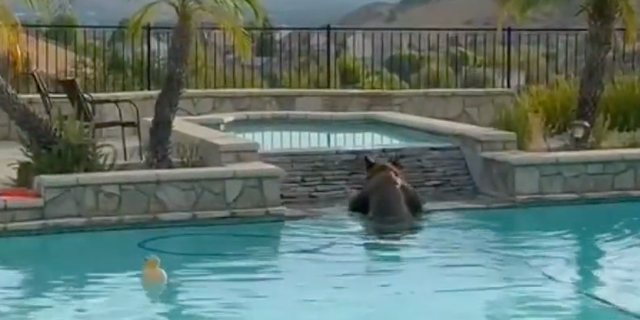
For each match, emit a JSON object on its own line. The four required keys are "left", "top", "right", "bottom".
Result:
{"left": 216, "top": 119, "right": 452, "bottom": 152}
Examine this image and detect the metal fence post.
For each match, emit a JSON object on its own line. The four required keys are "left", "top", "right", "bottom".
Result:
{"left": 325, "top": 24, "right": 332, "bottom": 88}
{"left": 505, "top": 26, "right": 512, "bottom": 89}
{"left": 145, "top": 24, "right": 152, "bottom": 90}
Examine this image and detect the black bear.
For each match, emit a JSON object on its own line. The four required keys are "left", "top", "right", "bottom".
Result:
{"left": 348, "top": 155, "right": 424, "bottom": 235}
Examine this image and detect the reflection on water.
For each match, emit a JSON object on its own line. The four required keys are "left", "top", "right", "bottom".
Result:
{"left": 0, "top": 202, "right": 640, "bottom": 319}
{"left": 219, "top": 119, "right": 452, "bottom": 151}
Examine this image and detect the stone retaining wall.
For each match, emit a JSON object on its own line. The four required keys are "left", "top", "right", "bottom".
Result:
{"left": 0, "top": 199, "right": 43, "bottom": 225}
{"left": 0, "top": 162, "right": 285, "bottom": 234}
{"left": 479, "top": 150, "right": 640, "bottom": 200}
{"left": 1, "top": 89, "right": 514, "bottom": 141}
{"left": 166, "top": 111, "right": 517, "bottom": 200}
{"left": 264, "top": 146, "right": 476, "bottom": 204}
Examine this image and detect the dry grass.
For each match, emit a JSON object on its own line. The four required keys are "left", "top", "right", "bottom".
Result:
{"left": 21, "top": 33, "right": 94, "bottom": 77}
{"left": 0, "top": 32, "right": 94, "bottom": 79}
{"left": 600, "top": 131, "right": 640, "bottom": 148}
{"left": 519, "top": 114, "right": 640, "bottom": 151}
{"left": 526, "top": 113, "right": 547, "bottom": 151}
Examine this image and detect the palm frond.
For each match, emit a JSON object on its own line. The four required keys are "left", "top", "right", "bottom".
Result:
{"left": 0, "top": 1, "right": 24, "bottom": 71}
{"left": 195, "top": 0, "right": 265, "bottom": 59}
{"left": 617, "top": 0, "right": 638, "bottom": 44}
{"left": 496, "top": 0, "right": 569, "bottom": 31}
{"left": 128, "top": 0, "right": 176, "bottom": 39}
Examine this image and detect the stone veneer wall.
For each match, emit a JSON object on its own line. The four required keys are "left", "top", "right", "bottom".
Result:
{"left": 263, "top": 146, "right": 475, "bottom": 204}
{"left": 0, "top": 162, "right": 285, "bottom": 233}
{"left": 479, "top": 150, "right": 640, "bottom": 200}
{"left": 1, "top": 89, "right": 514, "bottom": 141}
{"left": 0, "top": 199, "right": 43, "bottom": 226}
{"left": 166, "top": 111, "right": 518, "bottom": 201}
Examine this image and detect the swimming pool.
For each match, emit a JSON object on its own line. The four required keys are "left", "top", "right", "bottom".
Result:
{"left": 1, "top": 201, "right": 639, "bottom": 320}
{"left": 217, "top": 119, "right": 451, "bottom": 151}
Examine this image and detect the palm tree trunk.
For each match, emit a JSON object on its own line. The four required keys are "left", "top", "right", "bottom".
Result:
{"left": 146, "top": 15, "right": 193, "bottom": 169}
{"left": 574, "top": 2, "right": 616, "bottom": 148}
{"left": 0, "top": 75, "right": 58, "bottom": 151}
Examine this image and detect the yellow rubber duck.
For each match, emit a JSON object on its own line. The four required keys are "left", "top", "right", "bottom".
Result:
{"left": 142, "top": 255, "right": 167, "bottom": 289}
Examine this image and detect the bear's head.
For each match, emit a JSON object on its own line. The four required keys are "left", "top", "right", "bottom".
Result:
{"left": 364, "top": 155, "right": 404, "bottom": 182}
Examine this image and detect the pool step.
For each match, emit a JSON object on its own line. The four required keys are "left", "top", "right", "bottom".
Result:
{"left": 261, "top": 146, "right": 476, "bottom": 205}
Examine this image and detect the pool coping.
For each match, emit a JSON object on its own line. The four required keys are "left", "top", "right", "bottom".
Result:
{"left": 179, "top": 111, "right": 515, "bottom": 142}
{"left": 4, "top": 191, "right": 640, "bottom": 237}
{"left": 423, "top": 191, "right": 640, "bottom": 212}
{"left": 194, "top": 116, "right": 455, "bottom": 152}
{"left": 141, "top": 111, "right": 517, "bottom": 167}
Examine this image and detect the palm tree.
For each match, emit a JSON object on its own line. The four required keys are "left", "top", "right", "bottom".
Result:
{"left": 129, "top": 0, "right": 265, "bottom": 168}
{"left": 0, "top": 0, "right": 59, "bottom": 151}
{"left": 497, "top": 0, "right": 637, "bottom": 148}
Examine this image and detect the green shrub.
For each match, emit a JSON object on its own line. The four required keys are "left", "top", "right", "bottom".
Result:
{"left": 518, "top": 49, "right": 551, "bottom": 85}
{"left": 512, "top": 76, "right": 640, "bottom": 137}
{"left": 447, "top": 47, "right": 482, "bottom": 72}
{"left": 493, "top": 106, "right": 531, "bottom": 150}
{"left": 14, "top": 112, "right": 117, "bottom": 188}
{"left": 460, "top": 67, "right": 496, "bottom": 88}
{"left": 409, "top": 62, "right": 456, "bottom": 88}
{"left": 357, "top": 71, "right": 408, "bottom": 89}
{"left": 336, "top": 54, "right": 366, "bottom": 86}
{"left": 478, "top": 45, "right": 550, "bottom": 85}
{"left": 496, "top": 76, "right": 640, "bottom": 150}
{"left": 45, "top": 13, "right": 80, "bottom": 47}
{"left": 277, "top": 65, "right": 336, "bottom": 88}
{"left": 515, "top": 79, "right": 577, "bottom": 135}
{"left": 600, "top": 76, "right": 640, "bottom": 132}
{"left": 384, "top": 53, "right": 424, "bottom": 83}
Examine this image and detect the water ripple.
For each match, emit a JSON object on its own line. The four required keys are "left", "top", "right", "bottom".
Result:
{"left": 0, "top": 202, "right": 639, "bottom": 319}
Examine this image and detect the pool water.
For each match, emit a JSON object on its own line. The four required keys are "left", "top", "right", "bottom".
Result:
{"left": 1, "top": 201, "right": 640, "bottom": 320}
{"left": 217, "top": 119, "right": 451, "bottom": 151}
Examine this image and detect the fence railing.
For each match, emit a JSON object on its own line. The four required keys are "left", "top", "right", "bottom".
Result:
{"left": 5, "top": 25, "right": 639, "bottom": 93}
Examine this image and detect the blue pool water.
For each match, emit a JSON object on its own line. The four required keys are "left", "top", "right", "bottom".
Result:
{"left": 217, "top": 119, "right": 451, "bottom": 151}
{"left": 1, "top": 201, "right": 640, "bottom": 320}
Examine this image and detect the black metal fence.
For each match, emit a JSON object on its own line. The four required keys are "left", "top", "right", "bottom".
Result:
{"left": 5, "top": 24, "right": 639, "bottom": 93}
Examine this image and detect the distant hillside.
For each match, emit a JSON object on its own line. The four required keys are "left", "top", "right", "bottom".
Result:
{"left": 9, "top": 0, "right": 390, "bottom": 26}
{"left": 337, "top": 0, "right": 605, "bottom": 28}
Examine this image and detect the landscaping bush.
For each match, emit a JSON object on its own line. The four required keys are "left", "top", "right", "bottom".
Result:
{"left": 447, "top": 47, "right": 482, "bottom": 73}
{"left": 14, "top": 111, "right": 116, "bottom": 188}
{"left": 336, "top": 54, "right": 367, "bottom": 86}
{"left": 514, "top": 79, "right": 577, "bottom": 135}
{"left": 600, "top": 76, "right": 640, "bottom": 132}
{"left": 357, "top": 71, "right": 408, "bottom": 90}
{"left": 278, "top": 65, "right": 336, "bottom": 88}
{"left": 493, "top": 106, "right": 531, "bottom": 150}
{"left": 460, "top": 67, "right": 497, "bottom": 88}
{"left": 409, "top": 62, "right": 456, "bottom": 88}
{"left": 384, "top": 52, "right": 424, "bottom": 83}
{"left": 495, "top": 76, "right": 640, "bottom": 150}
{"left": 45, "top": 13, "right": 81, "bottom": 47}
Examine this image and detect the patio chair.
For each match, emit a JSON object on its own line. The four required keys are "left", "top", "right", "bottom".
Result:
{"left": 57, "top": 78, "right": 143, "bottom": 161}
{"left": 29, "top": 70, "right": 59, "bottom": 120}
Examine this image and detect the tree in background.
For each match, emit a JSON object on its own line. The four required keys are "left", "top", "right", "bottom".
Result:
{"left": 384, "top": 52, "right": 424, "bottom": 83}
{"left": 128, "top": 0, "right": 265, "bottom": 168}
{"left": 44, "top": 12, "right": 79, "bottom": 47}
{"left": 336, "top": 54, "right": 366, "bottom": 87}
{"left": 497, "top": 0, "right": 638, "bottom": 148}
{"left": 253, "top": 16, "right": 277, "bottom": 58}
{"left": 0, "top": 0, "right": 59, "bottom": 151}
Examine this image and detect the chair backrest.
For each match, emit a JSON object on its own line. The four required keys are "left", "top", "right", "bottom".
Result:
{"left": 57, "top": 78, "right": 93, "bottom": 122}
{"left": 29, "top": 70, "right": 54, "bottom": 119}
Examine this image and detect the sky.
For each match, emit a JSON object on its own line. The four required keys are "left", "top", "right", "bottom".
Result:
{"left": 9, "top": 0, "right": 399, "bottom": 26}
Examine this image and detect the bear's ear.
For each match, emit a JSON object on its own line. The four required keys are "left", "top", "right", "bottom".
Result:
{"left": 390, "top": 156, "right": 402, "bottom": 169}
{"left": 364, "top": 155, "right": 376, "bottom": 170}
